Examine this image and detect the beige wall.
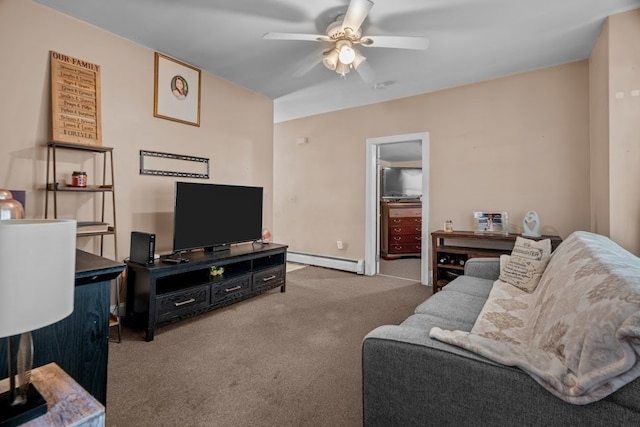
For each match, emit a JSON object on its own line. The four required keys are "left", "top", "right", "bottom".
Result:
{"left": 3, "top": 1, "right": 638, "bottom": 269}
{"left": 275, "top": 62, "right": 591, "bottom": 260}
{"left": 608, "top": 10, "right": 640, "bottom": 254}
{"left": 589, "top": 9, "right": 640, "bottom": 255}
{"left": 0, "top": 1, "right": 274, "bottom": 260}
{"left": 589, "top": 19, "right": 611, "bottom": 237}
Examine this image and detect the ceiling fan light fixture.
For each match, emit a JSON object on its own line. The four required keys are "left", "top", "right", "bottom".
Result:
{"left": 352, "top": 49, "right": 366, "bottom": 69}
{"left": 322, "top": 49, "right": 339, "bottom": 71}
{"left": 339, "top": 46, "right": 356, "bottom": 65}
{"left": 336, "top": 40, "right": 356, "bottom": 65}
{"left": 335, "top": 61, "right": 351, "bottom": 77}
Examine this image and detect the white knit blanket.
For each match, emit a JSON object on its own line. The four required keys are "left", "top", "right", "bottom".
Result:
{"left": 430, "top": 231, "right": 640, "bottom": 404}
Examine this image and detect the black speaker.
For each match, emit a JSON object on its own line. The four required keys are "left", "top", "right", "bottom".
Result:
{"left": 130, "top": 231, "right": 156, "bottom": 265}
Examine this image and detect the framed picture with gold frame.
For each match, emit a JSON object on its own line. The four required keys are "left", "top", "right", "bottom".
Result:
{"left": 153, "top": 52, "right": 201, "bottom": 127}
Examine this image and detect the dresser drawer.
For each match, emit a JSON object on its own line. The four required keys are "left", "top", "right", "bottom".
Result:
{"left": 211, "top": 274, "right": 251, "bottom": 307}
{"left": 389, "top": 243, "right": 422, "bottom": 254}
{"left": 253, "top": 265, "right": 285, "bottom": 292}
{"left": 387, "top": 216, "right": 422, "bottom": 226}
{"left": 389, "top": 208, "right": 421, "bottom": 218}
{"left": 389, "top": 225, "right": 422, "bottom": 236}
{"left": 156, "top": 284, "right": 210, "bottom": 323}
{"left": 389, "top": 234, "right": 422, "bottom": 244}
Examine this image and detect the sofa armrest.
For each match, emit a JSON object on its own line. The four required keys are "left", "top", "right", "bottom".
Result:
{"left": 362, "top": 325, "right": 640, "bottom": 426}
{"left": 464, "top": 257, "right": 500, "bottom": 281}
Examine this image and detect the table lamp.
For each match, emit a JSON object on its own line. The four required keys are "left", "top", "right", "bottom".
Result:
{"left": 0, "top": 219, "right": 76, "bottom": 426}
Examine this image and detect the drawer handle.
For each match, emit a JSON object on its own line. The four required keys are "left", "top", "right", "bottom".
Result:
{"left": 262, "top": 275, "right": 277, "bottom": 282}
{"left": 393, "top": 227, "right": 403, "bottom": 232}
{"left": 392, "top": 219, "right": 401, "bottom": 223}
{"left": 393, "top": 236, "right": 402, "bottom": 241}
{"left": 415, "top": 236, "right": 422, "bottom": 240}
{"left": 174, "top": 298, "right": 196, "bottom": 307}
{"left": 225, "top": 285, "right": 242, "bottom": 293}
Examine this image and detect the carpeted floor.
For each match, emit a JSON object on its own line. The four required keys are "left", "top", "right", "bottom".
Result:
{"left": 106, "top": 266, "right": 430, "bottom": 426}
{"left": 378, "top": 257, "right": 422, "bottom": 282}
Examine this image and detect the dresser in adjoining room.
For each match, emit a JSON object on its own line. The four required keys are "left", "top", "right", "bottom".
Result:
{"left": 380, "top": 201, "right": 422, "bottom": 259}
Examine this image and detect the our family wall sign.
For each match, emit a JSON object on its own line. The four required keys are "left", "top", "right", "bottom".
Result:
{"left": 50, "top": 51, "right": 102, "bottom": 146}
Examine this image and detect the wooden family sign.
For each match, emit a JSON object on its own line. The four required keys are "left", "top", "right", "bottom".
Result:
{"left": 50, "top": 51, "right": 102, "bottom": 146}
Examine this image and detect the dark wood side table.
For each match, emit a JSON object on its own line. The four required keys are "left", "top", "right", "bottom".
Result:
{"left": 431, "top": 230, "right": 562, "bottom": 292}
{"left": 0, "top": 250, "right": 125, "bottom": 405}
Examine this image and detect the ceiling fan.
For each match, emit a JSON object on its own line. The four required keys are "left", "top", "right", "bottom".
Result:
{"left": 263, "top": 0, "right": 429, "bottom": 83}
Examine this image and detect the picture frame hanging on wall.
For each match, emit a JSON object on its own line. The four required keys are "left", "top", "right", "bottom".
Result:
{"left": 154, "top": 52, "right": 201, "bottom": 127}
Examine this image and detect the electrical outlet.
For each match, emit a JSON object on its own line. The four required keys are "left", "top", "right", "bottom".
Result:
{"left": 337, "top": 240, "right": 343, "bottom": 250}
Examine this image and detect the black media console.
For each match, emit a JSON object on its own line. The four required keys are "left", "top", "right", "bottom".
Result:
{"left": 125, "top": 243, "right": 287, "bottom": 341}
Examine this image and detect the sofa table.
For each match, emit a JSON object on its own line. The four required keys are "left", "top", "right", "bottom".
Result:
{"left": 431, "top": 230, "right": 562, "bottom": 292}
{"left": 0, "top": 362, "right": 104, "bottom": 427}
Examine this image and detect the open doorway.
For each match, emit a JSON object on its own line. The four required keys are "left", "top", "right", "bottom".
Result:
{"left": 364, "top": 132, "right": 430, "bottom": 285}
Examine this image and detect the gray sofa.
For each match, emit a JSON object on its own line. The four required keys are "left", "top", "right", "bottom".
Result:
{"left": 362, "top": 254, "right": 640, "bottom": 426}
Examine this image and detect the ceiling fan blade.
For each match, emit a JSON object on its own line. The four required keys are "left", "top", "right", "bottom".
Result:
{"left": 263, "top": 32, "right": 330, "bottom": 42}
{"left": 292, "top": 48, "right": 327, "bottom": 77}
{"left": 355, "top": 60, "right": 375, "bottom": 84}
{"left": 341, "top": 0, "right": 374, "bottom": 32}
{"left": 360, "top": 35, "right": 429, "bottom": 50}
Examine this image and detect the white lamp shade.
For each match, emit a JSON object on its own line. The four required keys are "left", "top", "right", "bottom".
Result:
{"left": 338, "top": 45, "right": 356, "bottom": 65}
{"left": 0, "top": 219, "right": 76, "bottom": 337}
{"left": 353, "top": 50, "right": 367, "bottom": 69}
{"left": 335, "top": 61, "right": 351, "bottom": 76}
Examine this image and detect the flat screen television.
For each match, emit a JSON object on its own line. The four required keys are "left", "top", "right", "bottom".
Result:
{"left": 173, "top": 182, "right": 263, "bottom": 253}
{"left": 380, "top": 167, "right": 422, "bottom": 200}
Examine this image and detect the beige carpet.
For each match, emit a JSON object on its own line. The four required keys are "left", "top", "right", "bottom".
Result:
{"left": 378, "top": 257, "right": 422, "bottom": 282}
{"left": 106, "top": 266, "right": 429, "bottom": 426}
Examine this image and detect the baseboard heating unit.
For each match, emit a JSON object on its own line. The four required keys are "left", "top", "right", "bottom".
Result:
{"left": 287, "top": 252, "right": 365, "bottom": 275}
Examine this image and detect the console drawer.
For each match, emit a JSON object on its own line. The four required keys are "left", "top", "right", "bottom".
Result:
{"left": 156, "top": 284, "right": 210, "bottom": 323}
{"left": 211, "top": 274, "right": 251, "bottom": 307}
{"left": 253, "top": 266, "right": 285, "bottom": 292}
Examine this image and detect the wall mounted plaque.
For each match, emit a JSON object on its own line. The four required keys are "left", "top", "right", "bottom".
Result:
{"left": 50, "top": 51, "right": 102, "bottom": 146}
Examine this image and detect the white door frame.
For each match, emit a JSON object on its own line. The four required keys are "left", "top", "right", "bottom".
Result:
{"left": 364, "top": 132, "right": 430, "bottom": 284}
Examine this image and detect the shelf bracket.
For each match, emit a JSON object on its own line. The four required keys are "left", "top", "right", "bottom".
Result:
{"left": 139, "top": 150, "right": 209, "bottom": 179}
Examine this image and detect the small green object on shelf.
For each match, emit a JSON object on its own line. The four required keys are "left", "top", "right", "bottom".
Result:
{"left": 210, "top": 266, "right": 224, "bottom": 277}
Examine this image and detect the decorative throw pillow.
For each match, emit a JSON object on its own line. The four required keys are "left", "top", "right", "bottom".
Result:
{"left": 499, "top": 254, "right": 510, "bottom": 272}
{"left": 499, "top": 237, "right": 551, "bottom": 292}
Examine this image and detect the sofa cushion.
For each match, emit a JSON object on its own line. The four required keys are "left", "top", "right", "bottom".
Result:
{"left": 440, "top": 275, "right": 494, "bottom": 298}
{"left": 415, "top": 289, "right": 487, "bottom": 325}
{"left": 386, "top": 314, "right": 499, "bottom": 365}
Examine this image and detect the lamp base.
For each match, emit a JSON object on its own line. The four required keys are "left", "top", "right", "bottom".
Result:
{"left": 0, "top": 384, "right": 47, "bottom": 427}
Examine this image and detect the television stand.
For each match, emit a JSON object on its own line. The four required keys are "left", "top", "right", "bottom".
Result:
{"left": 205, "top": 244, "right": 231, "bottom": 253}
{"left": 126, "top": 243, "right": 287, "bottom": 341}
{"left": 160, "top": 257, "right": 188, "bottom": 264}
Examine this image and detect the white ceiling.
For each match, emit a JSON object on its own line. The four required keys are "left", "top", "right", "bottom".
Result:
{"left": 379, "top": 141, "right": 422, "bottom": 163}
{"left": 35, "top": 0, "right": 639, "bottom": 124}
